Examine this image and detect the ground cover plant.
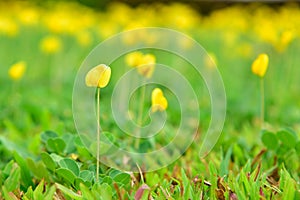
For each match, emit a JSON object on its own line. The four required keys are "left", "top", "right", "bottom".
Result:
{"left": 0, "top": 1, "right": 300, "bottom": 199}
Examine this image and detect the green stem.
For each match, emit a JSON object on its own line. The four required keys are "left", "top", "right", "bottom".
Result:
{"left": 96, "top": 87, "right": 100, "bottom": 182}
{"left": 136, "top": 163, "right": 144, "bottom": 183}
{"left": 260, "top": 78, "right": 265, "bottom": 129}
{"left": 135, "top": 84, "right": 146, "bottom": 149}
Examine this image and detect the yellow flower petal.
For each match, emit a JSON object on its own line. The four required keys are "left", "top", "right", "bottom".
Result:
{"left": 151, "top": 88, "right": 168, "bottom": 112}
{"left": 85, "top": 64, "right": 111, "bottom": 88}
{"left": 8, "top": 61, "right": 26, "bottom": 80}
{"left": 141, "top": 54, "right": 156, "bottom": 66}
{"left": 251, "top": 53, "right": 269, "bottom": 78}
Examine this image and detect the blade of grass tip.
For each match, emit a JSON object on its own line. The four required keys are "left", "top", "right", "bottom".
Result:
{"left": 159, "top": 186, "right": 171, "bottom": 199}
{"left": 136, "top": 163, "right": 144, "bottom": 183}
{"left": 253, "top": 162, "right": 261, "bottom": 182}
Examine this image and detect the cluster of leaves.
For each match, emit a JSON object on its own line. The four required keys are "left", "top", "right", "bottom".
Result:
{"left": 261, "top": 128, "right": 300, "bottom": 165}
{"left": 1, "top": 127, "right": 299, "bottom": 199}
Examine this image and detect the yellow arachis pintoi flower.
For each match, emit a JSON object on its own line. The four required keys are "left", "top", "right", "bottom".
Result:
{"left": 40, "top": 35, "right": 62, "bottom": 54}
{"left": 85, "top": 64, "right": 111, "bottom": 88}
{"left": 0, "top": 17, "right": 19, "bottom": 37}
{"left": 8, "top": 61, "right": 26, "bottom": 80}
{"left": 137, "top": 54, "right": 156, "bottom": 78}
{"left": 251, "top": 53, "right": 269, "bottom": 78}
{"left": 151, "top": 88, "right": 168, "bottom": 112}
{"left": 125, "top": 51, "right": 143, "bottom": 67}
{"left": 125, "top": 51, "right": 156, "bottom": 78}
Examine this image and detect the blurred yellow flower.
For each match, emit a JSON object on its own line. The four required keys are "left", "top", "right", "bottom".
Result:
{"left": 0, "top": 17, "right": 19, "bottom": 36}
{"left": 125, "top": 51, "right": 143, "bottom": 67}
{"left": 276, "top": 30, "right": 294, "bottom": 52}
{"left": 125, "top": 52, "right": 156, "bottom": 78}
{"left": 251, "top": 54, "right": 269, "bottom": 78}
{"left": 151, "top": 88, "right": 168, "bottom": 112}
{"left": 18, "top": 8, "right": 39, "bottom": 25}
{"left": 40, "top": 35, "right": 62, "bottom": 54}
{"left": 85, "top": 64, "right": 111, "bottom": 88}
{"left": 8, "top": 61, "right": 26, "bottom": 80}
{"left": 137, "top": 54, "right": 156, "bottom": 78}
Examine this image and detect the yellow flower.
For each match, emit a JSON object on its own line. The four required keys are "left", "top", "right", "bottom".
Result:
{"left": 8, "top": 61, "right": 26, "bottom": 81}
{"left": 18, "top": 8, "right": 39, "bottom": 26}
{"left": 40, "top": 35, "right": 62, "bottom": 54}
{"left": 85, "top": 64, "right": 111, "bottom": 88}
{"left": 137, "top": 54, "right": 156, "bottom": 78}
{"left": 125, "top": 52, "right": 156, "bottom": 78}
{"left": 276, "top": 30, "right": 294, "bottom": 52}
{"left": 251, "top": 54, "right": 269, "bottom": 78}
{"left": 151, "top": 88, "right": 168, "bottom": 112}
{"left": 0, "top": 17, "right": 19, "bottom": 37}
{"left": 125, "top": 51, "right": 143, "bottom": 67}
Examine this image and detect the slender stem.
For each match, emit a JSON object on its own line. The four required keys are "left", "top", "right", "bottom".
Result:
{"left": 96, "top": 87, "right": 100, "bottom": 182}
{"left": 260, "top": 78, "right": 265, "bottom": 129}
{"left": 135, "top": 84, "right": 146, "bottom": 149}
{"left": 136, "top": 162, "right": 144, "bottom": 183}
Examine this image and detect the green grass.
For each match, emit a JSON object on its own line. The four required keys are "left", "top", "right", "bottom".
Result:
{"left": 1, "top": 2, "right": 300, "bottom": 200}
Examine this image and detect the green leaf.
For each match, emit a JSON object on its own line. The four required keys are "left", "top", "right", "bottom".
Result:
{"left": 56, "top": 168, "right": 76, "bottom": 185}
{"left": 46, "top": 138, "right": 66, "bottom": 154}
{"left": 79, "top": 170, "right": 94, "bottom": 182}
{"left": 58, "top": 158, "right": 80, "bottom": 176}
{"left": 220, "top": 146, "right": 232, "bottom": 176}
{"left": 56, "top": 183, "right": 82, "bottom": 200}
{"left": 1, "top": 186, "right": 18, "bottom": 200}
{"left": 295, "top": 141, "right": 300, "bottom": 156}
{"left": 40, "top": 130, "right": 58, "bottom": 143}
{"left": 145, "top": 172, "right": 160, "bottom": 187}
{"left": 0, "top": 171, "right": 2, "bottom": 189}
{"left": 33, "top": 179, "right": 44, "bottom": 200}
{"left": 44, "top": 185, "right": 56, "bottom": 200}
{"left": 277, "top": 129, "right": 297, "bottom": 148}
{"left": 93, "top": 183, "right": 112, "bottom": 200}
{"left": 24, "top": 186, "right": 34, "bottom": 199}
{"left": 61, "top": 133, "right": 76, "bottom": 154}
{"left": 2, "top": 160, "right": 14, "bottom": 178}
{"left": 110, "top": 171, "right": 130, "bottom": 186}
{"left": 41, "top": 152, "right": 57, "bottom": 171}
{"left": 181, "top": 168, "right": 193, "bottom": 199}
{"left": 261, "top": 131, "right": 279, "bottom": 150}
{"left": 74, "top": 177, "right": 91, "bottom": 190}
{"left": 208, "top": 161, "right": 218, "bottom": 199}
{"left": 240, "top": 170, "right": 251, "bottom": 194}
{"left": 4, "top": 164, "right": 20, "bottom": 192}
{"left": 50, "top": 153, "right": 63, "bottom": 163}
{"left": 280, "top": 168, "right": 296, "bottom": 200}
{"left": 0, "top": 136, "right": 31, "bottom": 158}
{"left": 99, "top": 175, "right": 113, "bottom": 185}
{"left": 13, "top": 151, "right": 34, "bottom": 189}
{"left": 233, "top": 144, "right": 246, "bottom": 164}
{"left": 27, "top": 158, "right": 49, "bottom": 180}
{"left": 80, "top": 183, "right": 94, "bottom": 199}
